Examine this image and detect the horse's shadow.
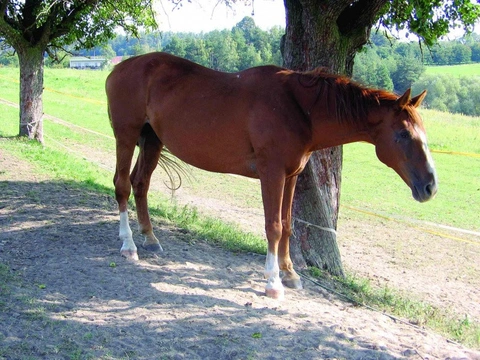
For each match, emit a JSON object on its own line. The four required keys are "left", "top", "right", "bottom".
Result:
{"left": 0, "top": 179, "right": 402, "bottom": 359}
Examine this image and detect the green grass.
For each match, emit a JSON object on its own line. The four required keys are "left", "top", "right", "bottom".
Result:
{"left": 421, "top": 109, "right": 480, "bottom": 153}
{"left": 425, "top": 63, "right": 480, "bottom": 76}
{"left": 0, "top": 263, "right": 15, "bottom": 300}
{"left": 0, "top": 105, "right": 19, "bottom": 136}
{"left": 0, "top": 67, "right": 111, "bottom": 135}
{"left": 308, "top": 267, "right": 480, "bottom": 348}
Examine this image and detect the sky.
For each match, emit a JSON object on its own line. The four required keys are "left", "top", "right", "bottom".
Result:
{"left": 153, "top": 0, "right": 479, "bottom": 38}
{"left": 153, "top": 0, "right": 286, "bottom": 33}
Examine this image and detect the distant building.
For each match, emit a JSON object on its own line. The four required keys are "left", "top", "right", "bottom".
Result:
{"left": 111, "top": 56, "right": 123, "bottom": 66}
{"left": 69, "top": 56, "right": 106, "bottom": 69}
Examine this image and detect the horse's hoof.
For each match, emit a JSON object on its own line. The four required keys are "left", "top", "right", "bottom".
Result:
{"left": 282, "top": 275, "right": 303, "bottom": 290}
{"left": 265, "top": 287, "right": 285, "bottom": 300}
{"left": 120, "top": 249, "right": 139, "bottom": 261}
{"left": 143, "top": 242, "right": 163, "bottom": 252}
{"left": 265, "top": 277, "right": 285, "bottom": 300}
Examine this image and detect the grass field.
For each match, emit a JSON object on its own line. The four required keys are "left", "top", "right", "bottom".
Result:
{"left": 425, "top": 63, "right": 480, "bottom": 76}
{"left": 1, "top": 66, "right": 479, "bottom": 232}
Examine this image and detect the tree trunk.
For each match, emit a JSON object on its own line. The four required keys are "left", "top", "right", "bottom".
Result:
{"left": 282, "top": 0, "right": 381, "bottom": 276}
{"left": 17, "top": 47, "right": 45, "bottom": 143}
{"left": 290, "top": 148, "right": 344, "bottom": 275}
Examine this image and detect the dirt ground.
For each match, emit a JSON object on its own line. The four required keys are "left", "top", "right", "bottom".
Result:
{"left": 1, "top": 147, "right": 479, "bottom": 360}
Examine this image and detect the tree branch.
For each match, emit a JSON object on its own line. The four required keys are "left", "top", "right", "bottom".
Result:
{"left": 46, "top": 0, "right": 99, "bottom": 42}
{"left": 0, "top": 1, "right": 25, "bottom": 48}
{"left": 0, "top": 0, "right": 8, "bottom": 14}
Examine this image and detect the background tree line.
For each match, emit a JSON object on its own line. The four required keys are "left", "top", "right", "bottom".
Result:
{"left": 1, "top": 16, "right": 479, "bottom": 116}
{"left": 353, "top": 32, "right": 480, "bottom": 116}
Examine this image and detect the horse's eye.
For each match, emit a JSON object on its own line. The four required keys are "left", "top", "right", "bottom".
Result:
{"left": 396, "top": 130, "right": 411, "bottom": 142}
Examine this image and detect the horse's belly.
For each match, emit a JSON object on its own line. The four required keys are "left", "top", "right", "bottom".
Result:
{"left": 160, "top": 133, "right": 257, "bottom": 178}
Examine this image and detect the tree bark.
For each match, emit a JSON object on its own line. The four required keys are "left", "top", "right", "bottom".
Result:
{"left": 283, "top": 0, "right": 385, "bottom": 276}
{"left": 290, "top": 148, "right": 344, "bottom": 275}
{"left": 17, "top": 47, "right": 45, "bottom": 143}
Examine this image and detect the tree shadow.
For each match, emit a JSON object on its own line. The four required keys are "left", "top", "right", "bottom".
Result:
{"left": 0, "top": 179, "right": 404, "bottom": 359}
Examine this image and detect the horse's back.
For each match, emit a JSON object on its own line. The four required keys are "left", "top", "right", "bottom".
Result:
{"left": 107, "top": 52, "right": 220, "bottom": 93}
{"left": 107, "top": 52, "right": 283, "bottom": 98}
{"left": 106, "top": 52, "right": 203, "bottom": 107}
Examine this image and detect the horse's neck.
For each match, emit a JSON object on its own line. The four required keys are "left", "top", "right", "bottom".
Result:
{"left": 307, "top": 93, "right": 373, "bottom": 150}
{"left": 287, "top": 72, "right": 374, "bottom": 150}
{"left": 309, "top": 117, "right": 372, "bottom": 150}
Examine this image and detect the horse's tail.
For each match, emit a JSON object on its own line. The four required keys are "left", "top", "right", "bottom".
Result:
{"left": 158, "top": 147, "right": 193, "bottom": 193}
{"left": 138, "top": 123, "right": 192, "bottom": 193}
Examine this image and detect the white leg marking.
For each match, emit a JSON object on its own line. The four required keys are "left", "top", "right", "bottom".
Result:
{"left": 264, "top": 251, "right": 284, "bottom": 300}
{"left": 264, "top": 251, "right": 279, "bottom": 279}
{"left": 119, "top": 211, "right": 138, "bottom": 260}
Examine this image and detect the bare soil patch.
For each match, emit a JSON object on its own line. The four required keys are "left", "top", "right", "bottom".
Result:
{"left": 1, "top": 148, "right": 479, "bottom": 360}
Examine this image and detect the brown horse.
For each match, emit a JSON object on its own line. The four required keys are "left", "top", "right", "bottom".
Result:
{"left": 106, "top": 52, "right": 437, "bottom": 300}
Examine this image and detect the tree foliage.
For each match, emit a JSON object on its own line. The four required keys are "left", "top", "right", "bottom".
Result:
{"left": 353, "top": 32, "right": 480, "bottom": 98}
{"left": 0, "top": 0, "right": 156, "bottom": 56}
{"left": 413, "top": 73, "right": 480, "bottom": 115}
{"left": 63, "top": 17, "right": 283, "bottom": 72}
{"left": 379, "top": 0, "right": 480, "bottom": 46}
{"left": 0, "top": 0, "right": 157, "bottom": 142}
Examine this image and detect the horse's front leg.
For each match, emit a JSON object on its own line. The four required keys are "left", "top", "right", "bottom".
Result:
{"left": 259, "top": 171, "right": 286, "bottom": 300}
{"left": 279, "top": 175, "right": 303, "bottom": 289}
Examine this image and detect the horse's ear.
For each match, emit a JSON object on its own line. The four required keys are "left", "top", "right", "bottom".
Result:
{"left": 410, "top": 90, "right": 427, "bottom": 108}
{"left": 396, "top": 88, "right": 411, "bottom": 109}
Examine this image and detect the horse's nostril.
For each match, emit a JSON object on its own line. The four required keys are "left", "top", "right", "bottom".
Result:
{"left": 425, "top": 183, "right": 432, "bottom": 196}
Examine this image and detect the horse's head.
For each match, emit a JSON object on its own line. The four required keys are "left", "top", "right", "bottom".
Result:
{"left": 369, "top": 89, "right": 438, "bottom": 202}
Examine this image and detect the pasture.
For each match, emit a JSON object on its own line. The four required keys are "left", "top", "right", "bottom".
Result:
{"left": 425, "top": 63, "right": 480, "bottom": 76}
{"left": 0, "top": 66, "right": 480, "bottom": 356}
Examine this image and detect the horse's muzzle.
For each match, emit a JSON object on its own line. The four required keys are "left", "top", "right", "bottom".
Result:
{"left": 412, "top": 176, "right": 438, "bottom": 203}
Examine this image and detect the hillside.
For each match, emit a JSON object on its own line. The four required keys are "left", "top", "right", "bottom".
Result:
{"left": 425, "top": 63, "right": 480, "bottom": 76}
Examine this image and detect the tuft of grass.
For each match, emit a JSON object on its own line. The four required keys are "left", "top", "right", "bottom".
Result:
{"left": 149, "top": 199, "right": 266, "bottom": 254}
{"left": 307, "top": 267, "right": 480, "bottom": 348}
{"left": 0, "top": 263, "right": 15, "bottom": 298}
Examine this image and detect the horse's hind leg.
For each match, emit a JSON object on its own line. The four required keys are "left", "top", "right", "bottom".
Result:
{"left": 130, "top": 124, "right": 163, "bottom": 252}
{"left": 279, "top": 176, "right": 302, "bottom": 289}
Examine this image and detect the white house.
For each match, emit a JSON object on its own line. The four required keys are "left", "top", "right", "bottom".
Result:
{"left": 69, "top": 56, "right": 106, "bottom": 69}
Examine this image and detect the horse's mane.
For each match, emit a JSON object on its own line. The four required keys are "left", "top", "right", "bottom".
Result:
{"left": 299, "top": 68, "right": 398, "bottom": 127}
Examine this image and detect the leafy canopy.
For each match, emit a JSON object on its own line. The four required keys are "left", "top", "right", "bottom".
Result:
{"left": 379, "top": 0, "right": 480, "bottom": 46}
{"left": 0, "top": 0, "right": 157, "bottom": 53}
